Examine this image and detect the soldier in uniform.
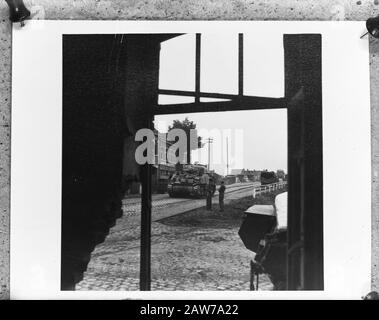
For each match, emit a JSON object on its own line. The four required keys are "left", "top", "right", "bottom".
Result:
{"left": 218, "top": 181, "right": 226, "bottom": 212}
{"left": 206, "top": 177, "right": 215, "bottom": 210}
{"left": 200, "top": 172, "right": 209, "bottom": 198}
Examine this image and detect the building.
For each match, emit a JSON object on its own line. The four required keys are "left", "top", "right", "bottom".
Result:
{"left": 152, "top": 130, "right": 177, "bottom": 193}
{"left": 224, "top": 175, "right": 239, "bottom": 185}
{"left": 230, "top": 168, "right": 262, "bottom": 182}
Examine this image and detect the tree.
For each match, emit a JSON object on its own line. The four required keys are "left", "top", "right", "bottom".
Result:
{"left": 168, "top": 117, "right": 202, "bottom": 164}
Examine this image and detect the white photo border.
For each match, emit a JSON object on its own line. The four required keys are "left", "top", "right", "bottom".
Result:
{"left": 10, "top": 20, "right": 371, "bottom": 299}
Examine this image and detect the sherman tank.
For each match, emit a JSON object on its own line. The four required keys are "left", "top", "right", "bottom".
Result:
{"left": 167, "top": 164, "right": 216, "bottom": 198}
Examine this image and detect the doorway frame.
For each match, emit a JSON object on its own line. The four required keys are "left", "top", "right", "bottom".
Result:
{"left": 140, "top": 33, "right": 323, "bottom": 291}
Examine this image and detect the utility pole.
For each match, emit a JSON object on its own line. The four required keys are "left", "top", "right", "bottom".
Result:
{"left": 226, "top": 137, "right": 229, "bottom": 176}
{"left": 207, "top": 137, "right": 213, "bottom": 171}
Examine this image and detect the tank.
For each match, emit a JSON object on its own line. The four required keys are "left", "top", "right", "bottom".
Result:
{"left": 167, "top": 164, "right": 216, "bottom": 198}
{"left": 260, "top": 171, "right": 279, "bottom": 185}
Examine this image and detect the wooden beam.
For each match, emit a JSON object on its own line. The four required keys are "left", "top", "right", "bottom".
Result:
{"left": 140, "top": 114, "right": 155, "bottom": 291}
{"left": 140, "top": 159, "right": 152, "bottom": 291}
{"left": 195, "top": 34, "right": 201, "bottom": 104}
{"left": 154, "top": 97, "right": 286, "bottom": 115}
{"left": 285, "top": 34, "right": 323, "bottom": 290}
{"left": 239, "top": 33, "right": 244, "bottom": 97}
{"left": 158, "top": 88, "right": 285, "bottom": 101}
{"left": 159, "top": 88, "right": 234, "bottom": 100}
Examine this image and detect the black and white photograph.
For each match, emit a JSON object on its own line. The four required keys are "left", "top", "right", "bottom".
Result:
{"left": 61, "top": 31, "right": 317, "bottom": 292}
{"left": 9, "top": 21, "right": 371, "bottom": 299}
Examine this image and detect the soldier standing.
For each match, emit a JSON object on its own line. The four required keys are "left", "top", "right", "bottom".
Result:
{"left": 218, "top": 181, "right": 226, "bottom": 212}
{"left": 206, "top": 176, "right": 214, "bottom": 211}
{"left": 200, "top": 171, "right": 209, "bottom": 197}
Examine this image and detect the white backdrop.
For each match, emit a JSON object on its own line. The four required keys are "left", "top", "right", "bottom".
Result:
{"left": 10, "top": 21, "right": 371, "bottom": 299}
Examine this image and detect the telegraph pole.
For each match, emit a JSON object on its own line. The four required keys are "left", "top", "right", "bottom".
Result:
{"left": 227, "top": 137, "right": 229, "bottom": 175}
{"left": 207, "top": 137, "right": 213, "bottom": 171}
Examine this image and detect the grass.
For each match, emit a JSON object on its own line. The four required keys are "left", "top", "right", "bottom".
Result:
{"left": 159, "top": 188, "right": 287, "bottom": 229}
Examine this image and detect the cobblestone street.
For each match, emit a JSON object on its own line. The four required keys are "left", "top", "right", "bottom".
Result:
{"left": 76, "top": 185, "right": 281, "bottom": 291}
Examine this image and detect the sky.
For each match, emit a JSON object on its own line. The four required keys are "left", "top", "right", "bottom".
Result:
{"left": 155, "top": 32, "right": 287, "bottom": 176}
{"left": 155, "top": 110, "right": 287, "bottom": 176}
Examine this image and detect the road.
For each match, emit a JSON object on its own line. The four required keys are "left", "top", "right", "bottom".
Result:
{"left": 75, "top": 181, "right": 274, "bottom": 291}
{"left": 122, "top": 182, "right": 261, "bottom": 222}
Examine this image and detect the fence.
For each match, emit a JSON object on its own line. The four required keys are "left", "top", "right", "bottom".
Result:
{"left": 252, "top": 181, "right": 287, "bottom": 198}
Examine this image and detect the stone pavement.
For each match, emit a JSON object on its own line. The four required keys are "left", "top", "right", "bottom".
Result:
{"left": 76, "top": 220, "right": 273, "bottom": 291}
{"left": 76, "top": 190, "right": 275, "bottom": 291}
